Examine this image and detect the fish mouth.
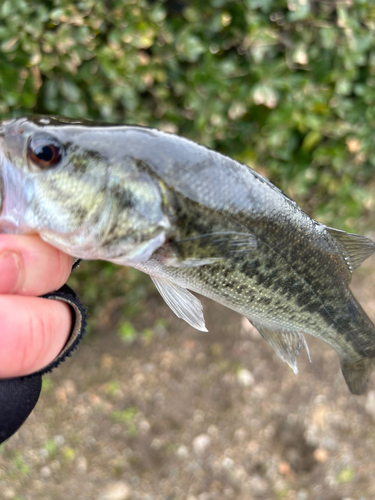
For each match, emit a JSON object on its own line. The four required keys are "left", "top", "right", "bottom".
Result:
{"left": 0, "top": 140, "right": 30, "bottom": 235}
{"left": 0, "top": 132, "right": 5, "bottom": 216}
{"left": 0, "top": 118, "right": 19, "bottom": 139}
{"left": 0, "top": 120, "right": 16, "bottom": 218}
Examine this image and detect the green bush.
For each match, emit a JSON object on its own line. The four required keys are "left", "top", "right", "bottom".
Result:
{"left": 0, "top": 0, "right": 374, "bottom": 229}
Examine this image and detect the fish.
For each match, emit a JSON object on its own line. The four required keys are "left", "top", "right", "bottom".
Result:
{"left": 0, "top": 115, "right": 374, "bottom": 395}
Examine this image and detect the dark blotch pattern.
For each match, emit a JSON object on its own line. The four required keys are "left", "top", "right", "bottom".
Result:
{"left": 161, "top": 192, "right": 375, "bottom": 361}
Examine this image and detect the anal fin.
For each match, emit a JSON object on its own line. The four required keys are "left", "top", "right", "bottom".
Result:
{"left": 250, "top": 319, "right": 311, "bottom": 374}
{"left": 151, "top": 276, "right": 208, "bottom": 332}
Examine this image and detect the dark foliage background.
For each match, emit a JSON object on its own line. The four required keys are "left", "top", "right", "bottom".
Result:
{"left": 0, "top": 0, "right": 375, "bottom": 230}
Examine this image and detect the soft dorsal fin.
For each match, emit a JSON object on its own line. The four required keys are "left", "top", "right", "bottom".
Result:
{"left": 151, "top": 276, "right": 208, "bottom": 332}
{"left": 249, "top": 319, "right": 311, "bottom": 374}
{"left": 326, "top": 227, "right": 375, "bottom": 273}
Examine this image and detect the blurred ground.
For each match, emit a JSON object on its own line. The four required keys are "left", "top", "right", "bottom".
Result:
{"left": 2, "top": 255, "right": 375, "bottom": 500}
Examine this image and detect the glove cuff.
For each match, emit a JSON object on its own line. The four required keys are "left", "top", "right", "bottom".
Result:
{"left": 37, "top": 283, "right": 88, "bottom": 376}
{"left": 0, "top": 284, "right": 88, "bottom": 444}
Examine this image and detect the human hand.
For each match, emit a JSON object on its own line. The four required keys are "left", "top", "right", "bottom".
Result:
{"left": 0, "top": 234, "right": 78, "bottom": 444}
{"left": 0, "top": 234, "right": 73, "bottom": 379}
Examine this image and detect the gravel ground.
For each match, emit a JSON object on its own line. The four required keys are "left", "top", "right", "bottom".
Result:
{"left": 2, "top": 255, "right": 375, "bottom": 500}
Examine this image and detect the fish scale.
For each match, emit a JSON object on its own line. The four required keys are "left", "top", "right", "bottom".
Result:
{"left": 138, "top": 195, "right": 371, "bottom": 365}
{"left": 0, "top": 115, "right": 374, "bottom": 394}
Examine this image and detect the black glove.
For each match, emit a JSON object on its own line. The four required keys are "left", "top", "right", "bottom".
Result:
{"left": 0, "top": 283, "right": 87, "bottom": 444}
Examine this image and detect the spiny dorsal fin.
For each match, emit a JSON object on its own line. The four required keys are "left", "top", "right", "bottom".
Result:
{"left": 249, "top": 319, "right": 311, "bottom": 374}
{"left": 326, "top": 227, "right": 375, "bottom": 273}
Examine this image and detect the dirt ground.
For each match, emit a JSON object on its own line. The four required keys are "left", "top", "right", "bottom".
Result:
{"left": 2, "top": 254, "right": 375, "bottom": 500}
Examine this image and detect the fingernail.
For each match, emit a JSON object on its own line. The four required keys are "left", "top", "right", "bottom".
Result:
{"left": 0, "top": 251, "right": 21, "bottom": 294}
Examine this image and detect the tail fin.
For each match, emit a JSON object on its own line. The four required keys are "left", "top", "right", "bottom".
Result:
{"left": 340, "top": 357, "right": 374, "bottom": 395}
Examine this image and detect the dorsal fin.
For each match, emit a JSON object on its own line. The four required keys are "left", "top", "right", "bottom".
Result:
{"left": 326, "top": 227, "right": 375, "bottom": 273}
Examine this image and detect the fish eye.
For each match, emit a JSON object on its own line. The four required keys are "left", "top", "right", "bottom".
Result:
{"left": 27, "top": 134, "right": 63, "bottom": 170}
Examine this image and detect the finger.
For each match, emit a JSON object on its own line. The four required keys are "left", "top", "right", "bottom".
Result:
{"left": 0, "top": 295, "right": 72, "bottom": 378}
{"left": 0, "top": 234, "right": 73, "bottom": 296}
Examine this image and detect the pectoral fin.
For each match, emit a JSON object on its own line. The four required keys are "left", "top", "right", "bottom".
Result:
{"left": 163, "top": 231, "right": 257, "bottom": 268}
{"left": 151, "top": 277, "right": 207, "bottom": 332}
{"left": 250, "top": 319, "right": 311, "bottom": 374}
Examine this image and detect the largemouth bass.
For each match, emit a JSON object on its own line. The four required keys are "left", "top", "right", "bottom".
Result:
{"left": 0, "top": 116, "right": 374, "bottom": 395}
